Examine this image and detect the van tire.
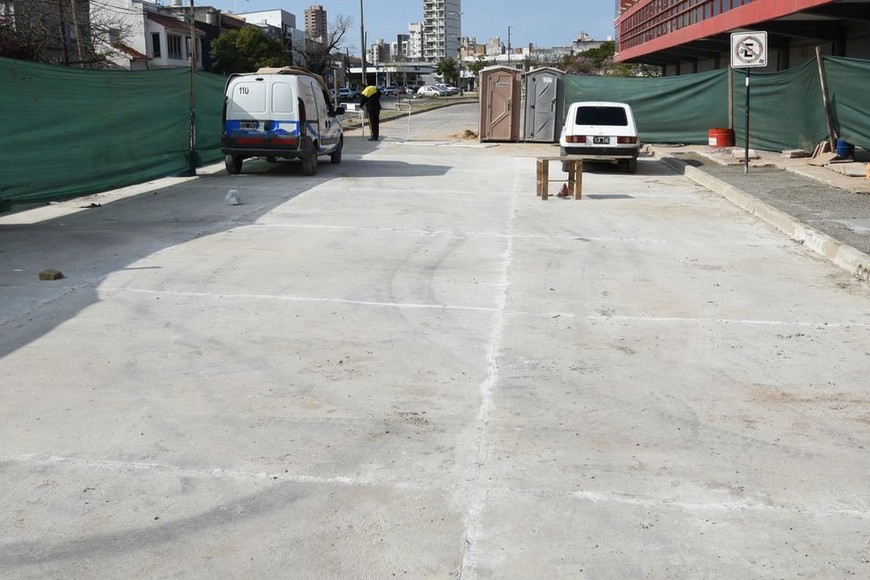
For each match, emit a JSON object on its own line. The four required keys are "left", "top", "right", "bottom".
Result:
{"left": 225, "top": 154, "right": 242, "bottom": 175}
{"left": 330, "top": 137, "right": 343, "bottom": 164}
{"left": 301, "top": 138, "right": 318, "bottom": 176}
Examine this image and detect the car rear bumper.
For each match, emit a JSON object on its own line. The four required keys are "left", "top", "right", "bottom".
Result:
{"left": 561, "top": 146, "right": 639, "bottom": 159}
{"left": 222, "top": 147, "right": 304, "bottom": 159}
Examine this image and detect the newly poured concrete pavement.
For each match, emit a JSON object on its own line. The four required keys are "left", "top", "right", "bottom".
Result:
{"left": 2, "top": 104, "right": 869, "bottom": 578}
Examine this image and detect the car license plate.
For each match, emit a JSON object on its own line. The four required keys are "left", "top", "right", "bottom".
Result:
{"left": 593, "top": 136, "right": 610, "bottom": 145}
{"left": 240, "top": 121, "right": 259, "bottom": 131}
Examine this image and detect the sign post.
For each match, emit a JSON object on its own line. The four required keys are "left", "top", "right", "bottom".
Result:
{"left": 730, "top": 31, "right": 767, "bottom": 174}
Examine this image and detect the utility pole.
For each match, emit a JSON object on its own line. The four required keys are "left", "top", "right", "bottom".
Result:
{"left": 189, "top": 0, "right": 197, "bottom": 174}
{"left": 69, "top": 0, "right": 86, "bottom": 67}
{"left": 359, "top": 0, "right": 366, "bottom": 86}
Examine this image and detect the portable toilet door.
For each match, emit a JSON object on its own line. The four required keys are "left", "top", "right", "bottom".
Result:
{"left": 479, "top": 66, "right": 522, "bottom": 142}
{"left": 523, "top": 67, "right": 564, "bottom": 143}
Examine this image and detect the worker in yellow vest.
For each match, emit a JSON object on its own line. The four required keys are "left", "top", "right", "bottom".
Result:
{"left": 359, "top": 85, "right": 382, "bottom": 141}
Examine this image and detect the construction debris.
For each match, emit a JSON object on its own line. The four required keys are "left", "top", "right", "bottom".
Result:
{"left": 38, "top": 269, "right": 64, "bottom": 281}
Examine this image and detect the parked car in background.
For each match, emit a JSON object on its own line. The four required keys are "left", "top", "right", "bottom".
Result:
{"left": 559, "top": 101, "right": 640, "bottom": 173}
{"left": 434, "top": 83, "right": 458, "bottom": 95}
{"left": 337, "top": 87, "right": 360, "bottom": 102}
{"left": 416, "top": 85, "right": 445, "bottom": 97}
{"left": 382, "top": 85, "right": 397, "bottom": 97}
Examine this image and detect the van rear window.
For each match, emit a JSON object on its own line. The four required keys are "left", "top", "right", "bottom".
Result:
{"left": 230, "top": 81, "right": 267, "bottom": 115}
{"left": 271, "top": 81, "right": 295, "bottom": 114}
{"left": 575, "top": 106, "right": 628, "bottom": 126}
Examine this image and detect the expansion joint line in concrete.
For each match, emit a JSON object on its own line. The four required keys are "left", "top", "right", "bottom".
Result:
{"left": 457, "top": 167, "right": 521, "bottom": 579}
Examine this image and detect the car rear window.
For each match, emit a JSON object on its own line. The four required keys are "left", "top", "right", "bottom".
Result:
{"left": 575, "top": 106, "right": 628, "bottom": 126}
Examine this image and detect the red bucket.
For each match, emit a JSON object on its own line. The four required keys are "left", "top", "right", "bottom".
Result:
{"left": 708, "top": 128, "right": 735, "bottom": 147}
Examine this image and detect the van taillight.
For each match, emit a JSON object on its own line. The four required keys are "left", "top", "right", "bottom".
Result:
{"left": 271, "top": 136, "right": 298, "bottom": 146}
{"left": 617, "top": 136, "right": 638, "bottom": 144}
{"left": 565, "top": 135, "right": 587, "bottom": 144}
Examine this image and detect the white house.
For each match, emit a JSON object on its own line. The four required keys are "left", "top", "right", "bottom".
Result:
{"left": 93, "top": 0, "right": 204, "bottom": 70}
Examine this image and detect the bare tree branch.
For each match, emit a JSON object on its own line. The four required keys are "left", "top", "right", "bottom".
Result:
{"left": 292, "top": 13, "right": 352, "bottom": 76}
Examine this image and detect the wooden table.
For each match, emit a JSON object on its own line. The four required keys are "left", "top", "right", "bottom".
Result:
{"left": 536, "top": 156, "right": 584, "bottom": 200}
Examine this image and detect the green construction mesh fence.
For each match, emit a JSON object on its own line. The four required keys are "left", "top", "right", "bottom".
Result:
{"left": 563, "top": 69, "right": 730, "bottom": 145}
{"left": 2, "top": 55, "right": 869, "bottom": 209}
{"left": 0, "top": 57, "right": 225, "bottom": 208}
{"left": 562, "top": 56, "right": 870, "bottom": 153}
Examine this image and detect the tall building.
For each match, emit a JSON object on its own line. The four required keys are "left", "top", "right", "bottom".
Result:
{"left": 615, "top": 0, "right": 870, "bottom": 75}
{"left": 304, "top": 4, "right": 327, "bottom": 43}
{"left": 395, "top": 34, "right": 410, "bottom": 59}
{"left": 422, "top": 0, "right": 461, "bottom": 62}
{"left": 408, "top": 22, "right": 423, "bottom": 59}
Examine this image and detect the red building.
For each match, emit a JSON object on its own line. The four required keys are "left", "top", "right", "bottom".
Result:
{"left": 615, "top": 0, "right": 870, "bottom": 74}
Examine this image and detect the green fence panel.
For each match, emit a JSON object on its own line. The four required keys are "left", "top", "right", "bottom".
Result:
{"left": 825, "top": 56, "right": 870, "bottom": 150}
{"left": 0, "top": 57, "right": 226, "bottom": 207}
{"left": 731, "top": 59, "right": 828, "bottom": 152}
{"left": 563, "top": 69, "right": 729, "bottom": 145}
{"left": 195, "top": 71, "right": 228, "bottom": 166}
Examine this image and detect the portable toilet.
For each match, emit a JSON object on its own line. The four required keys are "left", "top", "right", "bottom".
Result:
{"left": 522, "top": 67, "right": 565, "bottom": 143}
{"left": 479, "top": 66, "right": 522, "bottom": 142}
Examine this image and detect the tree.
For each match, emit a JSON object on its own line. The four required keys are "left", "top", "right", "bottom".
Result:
{"left": 211, "top": 25, "right": 289, "bottom": 74}
{"left": 467, "top": 56, "right": 493, "bottom": 77}
{"left": 435, "top": 57, "right": 458, "bottom": 86}
{"left": 0, "top": 0, "right": 126, "bottom": 67}
{"left": 560, "top": 40, "right": 660, "bottom": 77}
{"left": 291, "top": 14, "right": 351, "bottom": 77}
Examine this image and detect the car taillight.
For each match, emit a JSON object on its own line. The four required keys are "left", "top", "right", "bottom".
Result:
{"left": 565, "top": 135, "right": 587, "bottom": 144}
{"left": 617, "top": 136, "right": 638, "bottom": 144}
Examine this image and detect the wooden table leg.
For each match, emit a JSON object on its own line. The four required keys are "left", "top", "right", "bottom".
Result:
{"left": 536, "top": 159, "right": 543, "bottom": 197}
{"left": 574, "top": 160, "right": 583, "bottom": 200}
{"left": 541, "top": 160, "right": 549, "bottom": 200}
{"left": 567, "top": 162, "right": 576, "bottom": 195}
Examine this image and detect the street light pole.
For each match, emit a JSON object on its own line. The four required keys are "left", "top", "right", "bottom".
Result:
{"left": 359, "top": 0, "right": 366, "bottom": 87}
{"left": 507, "top": 25, "right": 512, "bottom": 67}
{"left": 449, "top": 11, "right": 463, "bottom": 95}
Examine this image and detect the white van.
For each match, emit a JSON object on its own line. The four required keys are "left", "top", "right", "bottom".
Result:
{"left": 221, "top": 67, "right": 345, "bottom": 176}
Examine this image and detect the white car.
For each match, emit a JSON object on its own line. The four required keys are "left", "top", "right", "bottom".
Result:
{"left": 559, "top": 101, "right": 640, "bottom": 173}
{"left": 434, "top": 83, "right": 458, "bottom": 95}
{"left": 416, "top": 86, "right": 444, "bottom": 97}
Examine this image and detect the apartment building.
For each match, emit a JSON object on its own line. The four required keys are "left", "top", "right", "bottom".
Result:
{"left": 304, "top": 4, "right": 327, "bottom": 43}
{"left": 422, "top": 0, "right": 461, "bottom": 62}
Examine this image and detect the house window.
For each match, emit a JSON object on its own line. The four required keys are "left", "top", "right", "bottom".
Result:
{"left": 0, "top": 1, "right": 14, "bottom": 29}
{"left": 151, "top": 32, "right": 161, "bottom": 57}
{"left": 167, "top": 33, "right": 182, "bottom": 60}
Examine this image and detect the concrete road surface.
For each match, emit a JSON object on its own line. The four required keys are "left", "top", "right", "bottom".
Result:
{"left": 2, "top": 104, "right": 869, "bottom": 578}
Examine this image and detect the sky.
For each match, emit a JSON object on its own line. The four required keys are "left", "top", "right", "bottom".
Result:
{"left": 200, "top": 0, "right": 619, "bottom": 57}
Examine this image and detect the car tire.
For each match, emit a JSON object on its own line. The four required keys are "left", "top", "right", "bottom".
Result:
{"left": 626, "top": 158, "right": 638, "bottom": 174}
{"left": 560, "top": 148, "right": 569, "bottom": 172}
{"left": 330, "top": 137, "right": 343, "bottom": 164}
{"left": 301, "top": 137, "right": 318, "bottom": 176}
{"left": 225, "top": 154, "right": 242, "bottom": 175}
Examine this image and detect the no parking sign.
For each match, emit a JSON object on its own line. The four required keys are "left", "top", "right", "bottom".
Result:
{"left": 731, "top": 32, "right": 768, "bottom": 69}
{"left": 730, "top": 31, "right": 768, "bottom": 173}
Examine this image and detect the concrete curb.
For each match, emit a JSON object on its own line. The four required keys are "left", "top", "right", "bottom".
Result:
{"left": 660, "top": 155, "right": 870, "bottom": 282}
{"left": 341, "top": 98, "right": 477, "bottom": 130}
